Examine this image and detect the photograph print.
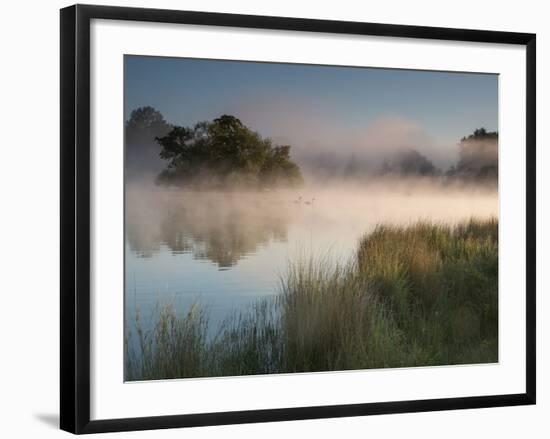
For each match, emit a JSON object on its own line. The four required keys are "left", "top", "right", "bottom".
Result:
{"left": 124, "top": 55, "right": 499, "bottom": 381}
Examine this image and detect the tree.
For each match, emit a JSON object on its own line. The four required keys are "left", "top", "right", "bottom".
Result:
{"left": 125, "top": 107, "right": 172, "bottom": 177}
{"left": 381, "top": 148, "right": 438, "bottom": 177}
{"left": 396, "top": 149, "right": 437, "bottom": 176}
{"left": 126, "top": 106, "right": 171, "bottom": 145}
{"left": 454, "top": 128, "right": 498, "bottom": 181}
{"left": 155, "top": 115, "right": 303, "bottom": 189}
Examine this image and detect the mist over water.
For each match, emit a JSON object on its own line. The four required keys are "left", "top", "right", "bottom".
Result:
{"left": 125, "top": 179, "right": 497, "bottom": 337}
{"left": 123, "top": 58, "right": 500, "bottom": 376}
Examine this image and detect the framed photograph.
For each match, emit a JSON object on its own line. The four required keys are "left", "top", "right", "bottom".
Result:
{"left": 60, "top": 4, "right": 536, "bottom": 434}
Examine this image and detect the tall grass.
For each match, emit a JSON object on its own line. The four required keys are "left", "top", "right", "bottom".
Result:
{"left": 125, "top": 218, "right": 498, "bottom": 381}
{"left": 357, "top": 218, "right": 498, "bottom": 366}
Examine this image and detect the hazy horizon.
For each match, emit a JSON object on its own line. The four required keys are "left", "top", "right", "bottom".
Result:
{"left": 125, "top": 55, "right": 498, "bottom": 170}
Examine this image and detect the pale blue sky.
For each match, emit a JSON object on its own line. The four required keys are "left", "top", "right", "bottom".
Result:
{"left": 124, "top": 55, "right": 498, "bottom": 165}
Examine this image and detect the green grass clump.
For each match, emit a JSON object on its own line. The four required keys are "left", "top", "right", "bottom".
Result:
{"left": 277, "top": 258, "right": 404, "bottom": 372}
{"left": 125, "top": 303, "right": 210, "bottom": 380}
{"left": 356, "top": 218, "right": 498, "bottom": 366}
{"left": 125, "top": 218, "right": 498, "bottom": 380}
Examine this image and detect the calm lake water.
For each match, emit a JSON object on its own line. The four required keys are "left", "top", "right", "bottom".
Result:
{"left": 125, "top": 183, "right": 498, "bottom": 338}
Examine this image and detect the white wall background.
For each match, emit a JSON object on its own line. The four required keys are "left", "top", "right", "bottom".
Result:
{"left": 0, "top": 0, "right": 547, "bottom": 437}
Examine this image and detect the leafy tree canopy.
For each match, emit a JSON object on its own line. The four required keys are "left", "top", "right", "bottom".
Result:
{"left": 155, "top": 115, "right": 304, "bottom": 189}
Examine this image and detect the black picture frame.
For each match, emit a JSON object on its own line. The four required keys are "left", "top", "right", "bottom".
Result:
{"left": 60, "top": 4, "right": 536, "bottom": 434}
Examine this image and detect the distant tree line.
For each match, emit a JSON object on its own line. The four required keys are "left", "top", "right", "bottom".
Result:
{"left": 125, "top": 106, "right": 497, "bottom": 186}
{"left": 377, "top": 127, "right": 498, "bottom": 183}
{"left": 125, "top": 107, "right": 303, "bottom": 189}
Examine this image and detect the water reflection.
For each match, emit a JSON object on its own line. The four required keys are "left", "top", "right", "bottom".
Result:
{"left": 126, "top": 189, "right": 293, "bottom": 268}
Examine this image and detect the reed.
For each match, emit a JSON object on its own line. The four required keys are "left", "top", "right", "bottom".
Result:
{"left": 125, "top": 218, "right": 498, "bottom": 380}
